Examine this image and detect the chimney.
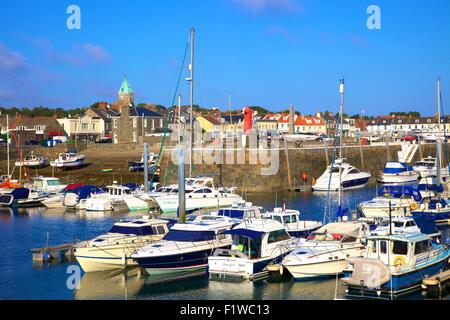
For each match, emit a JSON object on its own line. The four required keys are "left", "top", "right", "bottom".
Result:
{"left": 289, "top": 104, "right": 295, "bottom": 134}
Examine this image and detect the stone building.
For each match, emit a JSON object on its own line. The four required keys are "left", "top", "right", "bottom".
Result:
{"left": 111, "top": 76, "right": 165, "bottom": 144}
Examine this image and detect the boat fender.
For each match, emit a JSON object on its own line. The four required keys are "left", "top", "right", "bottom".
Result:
{"left": 121, "top": 253, "right": 127, "bottom": 266}
{"left": 410, "top": 203, "right": 419, "bottom": 211}
{"left": 43, "top": 252, "right": 53, "bottom": 263}
{"left": 394, "top": 256, "right": 406, "bottom": 267}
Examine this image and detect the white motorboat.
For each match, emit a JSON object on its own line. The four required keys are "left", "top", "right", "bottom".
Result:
{"left": 211, "top": 202, "right": 262, "bottom": 223}
{"left": 283, "top": 133, "right": 319, "bottom": 142}
{"left": 208, "top": 219, "right": 303, "bottom": 280}
{"left": 262, "top": 207, "right": 322, "bottom": 238}
{"left": 154, "top": 186, "right": 243, "bottom": 214}
{"left": 28, "top": 177, "right": 67, "bottom": 194}
{"left": 50, "top": 152, "right": 85, "bottom": 169}
{"left": 74, "top": 218, "right": 170, "bottom": 272}
{"left": 359, "top": 185, "right": 422, "bottom": 218}
{"left": 370, "top": 217, "right": 421, "bottom": 236}
{"left": 131, "top": 215, "right": 234, "bottom": 277}
{"left": 42, "top": 193, "right": 65, "bottom": 209}
{"left": 64, "top": 185, "right": 104, "bottom": 211}
{"left": 15, "top": 153, "right": 48, "bottom": 168}
{"left": 378, "top": 162, "right": 420, "bottom": 185}
{"left": 281, "top": 221, "right": 369, "bottom": 280}
{"left": 86, "top": 184, "right": 149, "bottom": 212}
{"left": 0, "top": 187, "right": 48, "bottom": 208}
{"left": 312, "top": 158, "right": 371, "bottom": 192}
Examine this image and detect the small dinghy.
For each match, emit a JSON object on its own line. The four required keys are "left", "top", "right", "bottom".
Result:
{"left": 15, "top": 153, "right": 48, "bottom": 168}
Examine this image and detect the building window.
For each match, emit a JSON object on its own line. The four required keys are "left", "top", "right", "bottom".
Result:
{"left": 92, "top": 123, "right": 96, "bottom": 130}
{"left": 133, "top": 132, "right": 138, "bottom": 143}
{"left": 35, "top": 125, "right": 45, "bottom": 132}
{"left": 17, "top": 126, "right": 26, "bottom": 131}
{"left": 160, "top": 119, "right": 163, "bottom": 127}
{"left": 82, "top": 123, "right": 89, "bottom": 131}
{"left": 144, "top": 119, "right": 148, "bottom": 128}
{"left": 133, "top": 118, "right": 137, "bottom": 128}
{"left": 152, "top": 119, "right": 155, "bottom": 130}
{"left": 113, "top": 119, "right": 118, "bottom": 129}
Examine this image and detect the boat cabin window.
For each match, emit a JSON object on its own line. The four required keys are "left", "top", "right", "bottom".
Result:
{"left": 291, "top": 214, "right": 298, "bottom": 223}
{"left": 414, "top": 240, "right": 431, "bottom": 255}
{"left": 405, "top": 220, "right": 416, "bottom": 228}
{"left": 193, "top": 188, "right": 212, "bottom": 194}
{"left": 205, "top": 181, "right": 214, "bottom": 188}
{"left": 164, "top": 230, "right": 216, "bottom": 242}
{"left": 380, "top": 221, "right": 404, "bottom": 228}
{"left": 124, "top": 189, "right": 131, "bottom": 195}
{"left": 341, "top": 235, "right": 357, "bottom": 243}
{"left": 370, "top": 240, "right": 377, "bottom": 253}
{"left": 380, "top": 241, "right": 387, "bottom": 254}
{"left": 267, "top": 229, "right": 290, "bottom": 244}
{"left": 234, "top": 236, "right": 261, "bottom": 259}
{"left": 47, "top": 180, "right": 61, "bottom": 186}
{"left": 393, "top": 241, "right": 408, "bottom": 255}
{"left": 272, "top": 216, "right": 282, "bottom": 224}
{"left": 152, "top": 225, "right": 167, "bottom": 235}
{"left": 348, "top": 169, "right": 360, "bottom": 174}
{"left": 331, "top": 168, "right": 340, "bottom": 174}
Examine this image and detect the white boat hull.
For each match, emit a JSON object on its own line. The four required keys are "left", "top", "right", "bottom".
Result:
{"left": 378, "top": 173, "right": 420, "bottom": 184}
{"left": 155, "top": 194, "right": 244, "bottom": 214}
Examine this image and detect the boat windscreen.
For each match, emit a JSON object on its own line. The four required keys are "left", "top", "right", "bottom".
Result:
{"left": 164, "top": 230, "right": 216, "bottom": 242}
{"left": 109, "top": 225, "right": 155, "bottom": 236}
{"left": 218, "top": 209, "right": 246, "bottom": 219}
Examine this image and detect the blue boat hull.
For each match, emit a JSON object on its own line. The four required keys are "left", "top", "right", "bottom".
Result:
{"left": 134, "top": 245, "right": 231, "bottom": 276}
{"left": 345, "top": 255, "right": 449, "bottom": 297}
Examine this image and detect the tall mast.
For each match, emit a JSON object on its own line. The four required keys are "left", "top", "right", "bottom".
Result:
{"left": 189, "top": 27, "right": 195, "bottom": 178}
{"left": 437, "top": 78, "right": 443, "bottom": 185}
{"left": 6, "top": 114, "right": 9, "bottom": 178}
{"left": 178, "top": 93, "right": 182, "bottom": 143}
{"left": 338, "top": 79, "right": 345, "bottom": 217}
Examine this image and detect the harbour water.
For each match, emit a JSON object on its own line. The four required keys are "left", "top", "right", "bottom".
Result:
{"left": 0, "top": 188, "right": 448, "bottom": 300}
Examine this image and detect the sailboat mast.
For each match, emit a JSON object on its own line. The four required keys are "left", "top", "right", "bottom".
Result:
{"left": 338, "top": 79, "right": 345, "bottom": 214}
{"left": 437, "top": 78, "right": 443, "bottom": 185}
{"left": 6, "top": 114, "right": 10, "bottom": 178}
{"left": 189, "top": 27, "right": 195, "bottom": 178}
{"left": 178, "top": 93, "right": 182, "bottom": 143}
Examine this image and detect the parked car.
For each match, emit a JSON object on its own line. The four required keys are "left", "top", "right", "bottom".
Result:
{"left": 25, "top": 139, "right": 40, "bottom": 146}
{"left": 401, "top": 134, "right": 418, "bottom": 142}
{"left": 96, "top": 138, "right": 112, "bottom": 144}
{"left": 319, "top": 134, "right": 334, "bottom": 142}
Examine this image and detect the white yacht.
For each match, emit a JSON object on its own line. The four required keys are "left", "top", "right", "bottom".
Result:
{"left": 312, "top": 158, "right": 371, "bottom": 192}
{"left": 15, "top": 153, "right": 48, "bottom": 168}
{"left": 131, "top": 215, "right": 234, "bottom": 276}
{"left": 154, "top": 186, "right": 243, "bottom": 214}
{"left": 28, "top": 177, "right": 67, "bottom": 194}
{"left": 211, "top": 202, "right": 262, "bottom": 223}
{"left": 86, "top": 184, "right": 149, "bottom": 212}
{"left": 74, "top": 218, "right": 170, "bottom": 272}
{"left": 281, "top": 221, "right": 369, "bottom": 280}
{"left": 50, "top": 152, "right": 85, "bottom": 169}
{"left": 262, "top": 208, "right": 322, "bottom": 238}
{"left": 413, "top": 157, "right": 438, "bottom": 178}
{"left": 378, "top": 162, "right": 420, "bottom": 185}
{"left": 359, "top": 185, "right": 422, "bottom": 218}
{"left": 371, "top": 217, "right": 421, "bottom": 236}
{"left": 208, "top": 219, "right": 302, "bottom": 281}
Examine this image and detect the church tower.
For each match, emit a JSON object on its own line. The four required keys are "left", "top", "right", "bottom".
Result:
{"left": 117, "top": 75, "right": 135, "bottom": 106}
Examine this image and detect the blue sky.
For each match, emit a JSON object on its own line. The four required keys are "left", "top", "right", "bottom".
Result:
{"left": 0, "top": 0, "right": 449, "bottom": 116}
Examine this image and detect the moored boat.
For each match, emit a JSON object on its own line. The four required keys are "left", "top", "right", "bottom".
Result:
{"left": 342, "top": 232, "right": 450, "bottom": 298}
{"left": 131, "top": 215, "right": 234, "bottom": 277}
{"left": 208, "top": 219, "right": 303, "bottom": 281}
{"left": 50, "top": 152, "right": 85, "bottom": 169}
{"left": 15, "top": 153, "right": 48, "bottom": 168}
{"left": 378, "top": 162, "right": 420, "bottom": 185}
{"left": 262, "top": 207, "right": 322, "bottom": 238}
{"left": 74, "top": 218, "right": 170, "bottom": 272}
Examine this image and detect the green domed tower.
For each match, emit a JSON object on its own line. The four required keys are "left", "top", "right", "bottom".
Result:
{"left": 117, "top": 75, "right": 134, "bottom": 106}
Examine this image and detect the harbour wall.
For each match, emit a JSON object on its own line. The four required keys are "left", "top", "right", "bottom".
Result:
{"left": 159, "top": 143, "right": 439, "bottom": 192}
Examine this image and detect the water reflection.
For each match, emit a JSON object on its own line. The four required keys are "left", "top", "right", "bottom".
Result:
{"left": 75, "top": 268, "right": 146, "bottom": 300}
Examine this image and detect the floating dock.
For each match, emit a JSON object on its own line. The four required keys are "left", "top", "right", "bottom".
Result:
{"left": 31, "top": 243, "right": 75, "bottom": 263}
{"left": 421, "top": 261, "right": 450, "bottom": 297}
{"left": 288, "top": 185, "right": 312, "bottom": 192}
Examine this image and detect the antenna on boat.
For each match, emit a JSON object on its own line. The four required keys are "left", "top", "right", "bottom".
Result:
{"left": 389, "top": 200, "right": 392, "bottom": 236}
{"left": 337, "top": 78, "right": 345, "bottom": 222}
{"left": 187, "top": 27, "right": 195, "bottom": 178}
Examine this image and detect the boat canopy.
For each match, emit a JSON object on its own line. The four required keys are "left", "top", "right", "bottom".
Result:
{"left": 218, "top": 208, "right": 249, "bottom": 219}
{"left": 384, "top": 162, "right": 412, "bottom": 174}
{"left": 109, "top": 225, "right": 156, "bottom": 236}
{"left": 226, "top": 228, "right": 264, "bottom": 241}
{"left": 164, "top": 229, "right": 216, "bottom": 242}
{"left": 316, "top": 222, "right": 363, "bottom": 238}
{"left": 10, "top": 188, "right": 30, "bottom": 200}
{"left": 418, "top": 180, "right": 444, "bottom": 193}
{"left": 378, "top": 185, "right": 422, "bottom": 202}
{"left": 422, "top": 198, "right": 449, "bottom": 210}
{"left": 72, "top": 186, "right": 104, "bottom": 199}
